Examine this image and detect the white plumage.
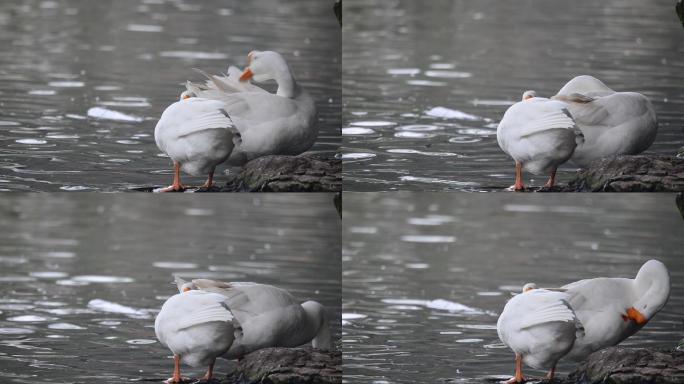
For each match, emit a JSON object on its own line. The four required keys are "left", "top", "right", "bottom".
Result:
{"left": 185, "top": 279, "right": 332, "bottom": 359}
{"left": 552, "top": 75, "right": 658, "bottom": 167}
{"left": 155, "top": 289, "right": 235, "bottom": 382}
{"left": 497, "top": 284, "right": 583, "bottom": 382}
{"left": 561, "top": 259, "right": 670, "bottom": 361}
{"left": 497, "top": 260, "right": 670, "bottom": 382}
{"left": 154, "top": 96, "right": 238, "bottom": 192}
{"left": 497, "top": 93, "right": 584, "bottom": 190}
{"left": 186, "top": 50, "right": 318, "bottom": 166}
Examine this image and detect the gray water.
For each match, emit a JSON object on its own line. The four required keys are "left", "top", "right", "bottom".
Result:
{"left": 342, "top": 0, "right": 684, "bottom": 191}
{"left": 0, "top": 194, "right": 341, "bottom": 383}
{"left": 342, "top": 193, "right": 684, "bottom": 383}
{"left": 0, "top": 0, "right": 341, "bottom": 192}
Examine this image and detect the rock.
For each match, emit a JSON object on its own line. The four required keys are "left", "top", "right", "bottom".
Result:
{"left": 558, "top": 346, "right": 684, "bottom": 384}
{"left": 222, "top": 347, "right": 341, "bottom": 384}
{"left": 133, "top": 154, "right": 341, "bottom": 193}
{"left": 222, "top": 154, "right": 341, "bottom": 192}
{"left": 562, "top": 155, "right": 684, "bottom": 192}
{"left": 677, "top": 193, "right": 684, "bottom": 219}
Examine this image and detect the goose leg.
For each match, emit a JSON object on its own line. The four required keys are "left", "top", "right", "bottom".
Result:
{"left": 543, "top": 168, "right": 557, "bottom": 188}
{"left": 504, "top": 353, "right": 525, "bottom": 383}
{"left": 545, "top": 364, "right": 556, "bottom": 381}
{"left": 165, "top": 354, "right": 184, "bottom": 383}
{"left": 514, "top": 161, "right": 525, "bottom": 191}
{"left": 201, "top": 360, "right": 215, "bottom": 381}
{"left": 200, "top": 167, "right": 215, "bottom": 189}
{"left": 159, "top": 162, "right": 186, "bottom": 192}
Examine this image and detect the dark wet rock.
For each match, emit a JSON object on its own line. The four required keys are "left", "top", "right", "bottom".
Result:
{"left": 677, "top": 0, "right": 684, "bottom": 27}
{"left": 222, "top": 347, "right": 341, "bottom": 384}
{"left": 562, "top": 155, "right": 684, "bottom": 192}
{"left": 221, "top": 154, "right": 341, "bottom": 192}
{"left": 557, "top": 346, "right": 684, "bottom": 384}
{"left": 677, "top": 193, "right": 684, "bottom": 219}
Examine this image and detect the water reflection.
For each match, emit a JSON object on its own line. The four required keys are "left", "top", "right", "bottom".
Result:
{"left": 343, "top": 0, "right": 684, "bottom": 191}
{"left": 342, "top": 193, "right": 684, "bottom": 383}
{"left": 0, "top": 194, "right": 341, "bottom": 383}
{"left": 0, "top": 0, "right": 341, "bottom": 191}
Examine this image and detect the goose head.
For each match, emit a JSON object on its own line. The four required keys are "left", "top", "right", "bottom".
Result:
{"left": 624, "top": 259, "right": 670, "bottom": 326}
{"left": 239, "top": 50, "right": 299, "bottom": 98}
{"left": 522, "top": 90, "right": 536, "bottom": 101}
{"left": 522, "top": 282, "right": 537, "bottom": 292}
{"left": 174, "top": 276, "right": 198, "bottom": 293}
{"left": 179, "top": 90, "right": 196, "bottom": 101}
{"left": 301, "top": 300, "right": 332, "bottom": 351}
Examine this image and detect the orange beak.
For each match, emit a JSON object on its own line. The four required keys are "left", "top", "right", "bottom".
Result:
{"left": 239, "top": 68, "right": 254, "bottom": 82}
{"left": 182, "top": 94, "right": 191, "bottom": 100}
{"left": 182, "top": 287, "right": 191, "bottom": 292}
{"left": 625, "top": 307, "right": 648, "bottom": 325}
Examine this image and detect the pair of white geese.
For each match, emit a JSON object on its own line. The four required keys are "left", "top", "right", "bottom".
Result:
{"left": 497, "top": 259, "right": 671, "bottom": 383}
{"left": 155, "top": 278, "right": 331, "bottom": 383}
{"left": 497, "top": 75, "right": 658, "bottom": 190}
{"left": 154, "top": 50, "right": 317, "bottom": 192}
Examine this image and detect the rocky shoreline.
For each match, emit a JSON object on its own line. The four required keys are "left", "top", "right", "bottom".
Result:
{"left": 221, "top": 347, "right": 341, "bottom": 384}
{"left": 560, "top": 155, "right": 684, "bottom": 192}
{"left": 557, "top": 346, "right": 684, "bottom": 384}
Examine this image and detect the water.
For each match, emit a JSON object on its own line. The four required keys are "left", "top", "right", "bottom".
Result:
{"left": 342, "top": 0, "right": 684, "bottom": 191}
{"left": 0, "top": 0, "right": 341, "bottom": 191}
{"left": 342, "top": 193, "right": 684, "bottom": 383}
{"left": 0, "top": 194, "right": 341, "bottom": 383}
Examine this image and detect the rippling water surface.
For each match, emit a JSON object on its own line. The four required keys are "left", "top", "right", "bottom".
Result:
{"left": 0, "top": 194, "right": 341, "bottom": 383}
{"left": 343, "top": 0, "right": 684, "bottom": 191}
{"left": 0, "top": 0, "right": 341, "bottom": 191}
{"left": 342, "top": 193, "right": 684, "bottom": 383}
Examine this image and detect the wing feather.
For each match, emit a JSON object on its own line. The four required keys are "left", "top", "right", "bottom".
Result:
{"left": 519, "top": 109, "right": 576, "bottom": 138}
{"left": 519, "top": 300, "right": 576, "bottom": 329}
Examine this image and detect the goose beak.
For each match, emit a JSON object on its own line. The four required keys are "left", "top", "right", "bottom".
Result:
{"left": 182, "top": 287, "right": 192, "bottom": 293}
{"left": 239, "top": 68, "right": 254, "bottom": 82}
{"left": 625, "top": 307, "right": 648, "bottom": 325}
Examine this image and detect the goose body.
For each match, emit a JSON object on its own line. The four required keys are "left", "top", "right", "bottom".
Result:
{"left": 497, "top": 284, "right": 583, "bottom": 382}
{"left": 561, "top": 259, "right": 670, "bottom": 361}
{"left": 497, "top": 92, "right": 584, "bottom": 190}
{"left": 186, "top": 51, "right": 318, "bottom": 166}
{"left": 154, "top": 95, "right": 238, "bottom": 191}
{"left": 553, "top": 75, "right": 657, "bottom": 167}
{"left": 181, "top": 278, "right": 331, "bottom": 359}
{"left": 155, "top": 289, "right": 235, "bottom": 382}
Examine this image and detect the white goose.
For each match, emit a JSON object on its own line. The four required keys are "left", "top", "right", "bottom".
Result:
{"left": 497, "top": 283, "right": 584, "bottom": 383}
{"left": 155, "top": 280, "right": 235, "bottom": 383}
{"left": 497, "top": 91, "right": 585, "bottom": 191}
{"left": 560, "top": 259, "right": 670, "bottom": 361}
{"left": 552, "top": 75, "right": 658, "bottom": 167}
{"left": 186, "top": 50, "right": 318, "bottom": 166}
{"left": 154, "top": 92, "right": 239, "bottom": 192}
{"left": 180, "top": 278, "right": 332, "bottom": 359}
